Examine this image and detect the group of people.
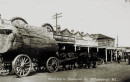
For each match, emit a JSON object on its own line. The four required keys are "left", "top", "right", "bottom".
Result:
{"left": 114, "top": 51, "right": 127, "bottom": 63}
{"left": 77, "top": 52, "right": 98, "bottom": 69}
{"left": 57, "top": 51, "right": 99, "bottom": 70}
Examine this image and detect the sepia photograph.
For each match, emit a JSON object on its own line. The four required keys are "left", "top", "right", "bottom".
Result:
{"left": 0, "top": 0, "right": 130, "bottom": 82}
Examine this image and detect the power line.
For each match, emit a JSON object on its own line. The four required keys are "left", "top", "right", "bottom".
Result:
{"left": 53, "top": 13, "right": 62, "bottom": 32}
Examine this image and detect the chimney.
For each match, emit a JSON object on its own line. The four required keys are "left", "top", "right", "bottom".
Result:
{"left": 71, "top": 30, "right": 74, "bottom": 34}
{"left": 81, "top": 32, "right": 84, "bottom": 35}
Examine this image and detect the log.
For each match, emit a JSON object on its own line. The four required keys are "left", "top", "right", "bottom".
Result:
{"left": 0, "top": 17, "right": 58, "bottom": 54}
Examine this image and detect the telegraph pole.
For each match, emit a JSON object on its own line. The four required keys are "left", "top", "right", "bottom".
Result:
{"left": 117, "top": 35, "right": 118, "bottom": 48}
{"left": 53, "top": 13, "right": 62, "bottom": 32}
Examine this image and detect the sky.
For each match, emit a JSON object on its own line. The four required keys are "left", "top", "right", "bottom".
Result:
{"left": 0, "top": 0, "right": 130, "bottom": 47}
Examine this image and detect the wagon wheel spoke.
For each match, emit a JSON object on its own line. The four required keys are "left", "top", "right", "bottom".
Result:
{"left": 52, "top": 59, "right": 57, "bottom": 65}
{"left": 19, "top": 69, "right": 25, "bottom": 76}
{"left": 19, "top": 69, "right": 22, "bottom": 76}
{"left": 24, "top": 58, "right": 29, "bottom": 63}
{"left": 12, "top": 54, "right": 32, "bottom": 77}
{"left": 51, "top": 59, "right": 57, "bottom": 66}
{"left": 16, "top": 67, "right": 22, "bottom": 74}
{"left": 22, "top": 69, "right": 25, "bottom": 75}
{"left": 22, "top": 57, "right": 26, "bottom": 62}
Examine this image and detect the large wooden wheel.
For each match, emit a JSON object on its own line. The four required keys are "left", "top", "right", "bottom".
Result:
{"left": 46, "top": 57, "right": 59, "bottom": 73}
{"left": 12, "top": 54, "right": 32, "bottom": 77}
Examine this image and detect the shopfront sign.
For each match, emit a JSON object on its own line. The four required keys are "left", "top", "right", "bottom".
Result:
{"left": 54, "top": 35, "right": 75, "bottom": 42}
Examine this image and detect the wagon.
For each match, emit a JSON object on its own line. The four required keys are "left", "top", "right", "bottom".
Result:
{"left": 0, "top": 17, "right": 78, "bottom": 77}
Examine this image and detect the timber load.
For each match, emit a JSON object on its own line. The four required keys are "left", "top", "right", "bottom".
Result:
{"left": 0, "top": 17, "right": 59, "bottom": 54}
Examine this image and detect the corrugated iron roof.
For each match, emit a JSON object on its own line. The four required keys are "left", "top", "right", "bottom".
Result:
{"left": 90, "top": 34, "right": 115, "bottom": 40}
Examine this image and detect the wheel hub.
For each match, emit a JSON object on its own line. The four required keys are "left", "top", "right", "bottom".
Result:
{"left": 20, "top": 62, "right": 25, "bottom": 68}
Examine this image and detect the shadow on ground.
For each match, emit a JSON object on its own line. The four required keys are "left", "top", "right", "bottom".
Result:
{"left": 122, "top": 78, "right": 130, "bottom": 82}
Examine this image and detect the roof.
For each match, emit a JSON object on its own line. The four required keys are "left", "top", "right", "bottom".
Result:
{"left": 74, "top": 31, "right": 82, "bottom": 36}
{"left": 60, "top": 28, "right": 73, "bottom": 34}
{"left": 90, "top": 34, "right": 115, "bottom": 40}
{"left": 82, "top": 33, "right": 93, "bottom": 38}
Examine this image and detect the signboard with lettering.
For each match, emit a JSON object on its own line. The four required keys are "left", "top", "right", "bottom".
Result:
{"left": 54, "top": 35, "right": 75, "bottom": 43}
{"left": 76, "top": 40, "right": 88, "bottom": 46}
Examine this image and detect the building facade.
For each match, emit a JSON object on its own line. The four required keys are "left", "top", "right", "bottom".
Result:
{"left": 90, "top": 34, "right": 115, "bottom": 47}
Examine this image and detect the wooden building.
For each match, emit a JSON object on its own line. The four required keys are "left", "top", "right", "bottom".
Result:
{"left": 52, "top": 26, "right": 118, "bottom": 62}
{"left": 90, "top": 34, "right": 115, "bottom": 47}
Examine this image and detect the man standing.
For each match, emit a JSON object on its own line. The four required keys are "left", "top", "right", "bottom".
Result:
{"left": 124, "top": 54, "right": 127, "bottom": 62}
{"left": 85, "top": 53, "right": 91, "bottom": 69}
{"left": 117, "top": 51, "right": 121, "bottom": 63}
